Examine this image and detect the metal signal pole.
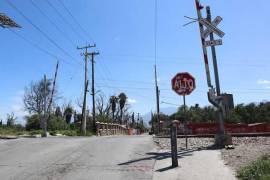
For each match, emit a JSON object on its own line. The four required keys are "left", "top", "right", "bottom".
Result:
{"left": 77, "top": 44, "right": 96, "bottom": 135}
{"left": 206, "top": 6, "right": 225, "bottom": 135}
{"left": 206, "top": 6, "right": 220, "bottom": 96}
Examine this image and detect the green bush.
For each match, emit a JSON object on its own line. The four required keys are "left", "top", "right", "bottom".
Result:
{"left": 29, "top": 130, "right": 44, "bottom": 135}
{"left": 48, "top": 115, "right": 68, "bottom": 131}
{"left": 25, "top": 114, "right": 41, "bottom": 130}
{"left": 237, "top": 155, "right": 270, "bottom": 180}
{"left": 0, "top": 125, "right": 26, "bottom": 136}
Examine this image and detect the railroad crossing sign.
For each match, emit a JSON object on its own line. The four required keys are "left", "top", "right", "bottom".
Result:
{"left": 204, "top": 39, "right": 222, "bottom": 47}
{"left": 201, "top": 16, "right": 224, "bottom": 39}
{"left": 171, "top": 72, "right": 196, "bottom": 96}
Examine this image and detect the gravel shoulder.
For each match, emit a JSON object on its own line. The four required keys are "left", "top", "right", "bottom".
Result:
{"left": 154, "top": 136, "right": 270, "bottom": 178}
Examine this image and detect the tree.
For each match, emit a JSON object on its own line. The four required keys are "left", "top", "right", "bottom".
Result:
{"left": 131, "top": 112, "right": 135, "bottom": 127}
{"left": 110, "top": 96, "right": 118, "bottom": 122}
{"left": 23, "top": 78, "right": 56, "bottom": 115}
{"left": 25, "top": 114, "right": 41, "bottom": 130}
{"left": 6, "top": 112, "right": 17, "bottom": 126}
{"left": 64, "top": 105, "right": 73, "bottom": 124}
{"left": 118, "top": 93, "right": 127, "bottom": 124}
{"left": 55, "top": 106, "right": 62, "bottom": 117}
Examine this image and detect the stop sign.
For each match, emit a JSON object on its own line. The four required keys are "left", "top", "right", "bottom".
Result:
{"left": 171, "top": 72, "right": 196, "bottom": 95}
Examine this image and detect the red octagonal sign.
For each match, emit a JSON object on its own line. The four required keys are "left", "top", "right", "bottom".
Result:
{"left": 171, "top": 72, "right": 196, "bottom": 96}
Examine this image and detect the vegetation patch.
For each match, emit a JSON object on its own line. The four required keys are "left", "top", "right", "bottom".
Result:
{"left": 237, "top": 155, "right": 270, "bottom": 180}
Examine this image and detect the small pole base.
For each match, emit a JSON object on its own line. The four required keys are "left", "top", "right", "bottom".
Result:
{"left": 214, "top": 133, "right": 232, "bottom": 148}
{"left": 171, "top": 120, "right": 179, "bottom": 167}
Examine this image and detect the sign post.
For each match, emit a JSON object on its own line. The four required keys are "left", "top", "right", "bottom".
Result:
{"left": 171, "top": 72, "right": 196, "bottom": 150}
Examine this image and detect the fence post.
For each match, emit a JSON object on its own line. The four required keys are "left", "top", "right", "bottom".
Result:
{"left": 106, "top": 123, "right": 109, "bottom": 135}
{"left": 96, "top": 122, "right": 100, "bottom": 136}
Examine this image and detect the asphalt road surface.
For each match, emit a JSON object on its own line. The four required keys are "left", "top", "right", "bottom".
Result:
{"left": 0, "top": 135, "right": 156, "bottom": 180}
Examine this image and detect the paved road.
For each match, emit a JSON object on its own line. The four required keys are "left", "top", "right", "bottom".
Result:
{"left": 0, "top": 135, "right": 156, "bottom": 180}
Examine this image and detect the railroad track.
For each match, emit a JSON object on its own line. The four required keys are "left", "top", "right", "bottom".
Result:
{"left": 156, "top": 132, "right": 270, "bottom": 138}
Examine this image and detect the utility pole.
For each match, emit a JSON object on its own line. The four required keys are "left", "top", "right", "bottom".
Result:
{"left": 137, "top": 113, "right": 140, "bottom": 126}
{"left": 47, "top": 61, "right": 59, "bottom": 121}
{"left": 90, "top": 51, "right": 99, "bottom": 133}
{"left": 77, "top": 44, "right": 96, "bottom": 135}
{"left": 43, "top": 75, "right": 47, "bottom": 137}
{"left": 154, "top": 65, "right": 160, "bottom": 134}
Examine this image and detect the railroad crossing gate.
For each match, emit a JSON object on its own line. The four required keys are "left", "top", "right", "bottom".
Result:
{"left": 171, "top": 72, "right": 196, "bottom": 96}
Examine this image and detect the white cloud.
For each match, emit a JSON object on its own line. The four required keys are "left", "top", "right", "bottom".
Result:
{"left": 257, "top": 79, "right": 270, "bottom": 85}
{"left": 128, "top": 98, "right": 137, "bottom": 104}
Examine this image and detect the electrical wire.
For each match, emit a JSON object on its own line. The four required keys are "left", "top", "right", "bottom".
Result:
{"left": 57, "top": 0, "right": 95, "bottom": 43}
{"left": 8, "top": 28, "right": 78, "bottom": 67}
{"left": 6, "top": 0, "right": 80, "bottom": 65}
{"left": 45, "top": 0, "right": 85, "bottom": 42}
{"left": 29, "top": 0, "right": 77, "bottom": 47}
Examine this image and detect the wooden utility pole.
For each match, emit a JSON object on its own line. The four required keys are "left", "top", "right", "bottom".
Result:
{"left": 77, "top": 44, "right": 96, "bottom": 135}
{"left": 90, "top": 51, "right": 99, "bottom": 133}
{"left": 154, "top": 65, "right": 160, "bottom": 134}
{"left": 43, "top": 74, "right": 47, "bottom": 137}
{"left": 47, "top": 61, "right": 59, "bottom": 120}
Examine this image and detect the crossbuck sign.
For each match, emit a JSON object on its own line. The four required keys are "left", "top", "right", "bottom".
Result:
{"left": 199, "top": 16, "right": 225, "bottom": 47}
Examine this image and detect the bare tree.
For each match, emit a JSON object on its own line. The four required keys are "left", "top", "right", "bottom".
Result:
{"left": 6, "top": 112, "right": 17, "bottom": 126}
{"left": 23, "top": 78, "right": 55, "bottom": 115}
{"left": 96, "top": 94, "right": 110, "bottom": 117}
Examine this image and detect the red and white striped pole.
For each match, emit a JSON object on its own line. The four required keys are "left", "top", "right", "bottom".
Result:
{"left": 195, "top": 0, "right": 213, "bottom": 89}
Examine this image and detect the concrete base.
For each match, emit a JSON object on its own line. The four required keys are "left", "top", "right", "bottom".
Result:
{"left": 215, "top": 134, "right": 232, "bottom": 148}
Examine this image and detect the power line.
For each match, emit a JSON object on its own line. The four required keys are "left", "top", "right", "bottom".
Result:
{"left": 6, "top": 0, "right": 79, "bottom": 64}
{"left": 99, "top": 54, "right": 270, "bottom": 67}
{"left": 57, "top": 0, "right": 94, "bottom": 43}
{"left": 7, "top": 28, "right": 78, "bottom": 67}
{"left": 100, "top": 55, "right": 270, "bottom": 68}
{"left": 45, "top": 0, "right": 85, "bottom": 42}
{"left": 29, "top": 0, "right": 77, "bottom": 47}
{"left": 95, "top": 84, "right": 270, "bottom": 94}
{"left": 154, "top": 0, "right": 158, "bottom": 65}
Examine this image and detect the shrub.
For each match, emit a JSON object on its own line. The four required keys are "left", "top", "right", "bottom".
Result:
{"left": 47, "top": 116, "right": 68, "bottom": 131}
{"left": 237, "top": 155, "right": 270, "bottom": 180}
{"left": 25, "top": 114, "right": 41, "bottom": 130}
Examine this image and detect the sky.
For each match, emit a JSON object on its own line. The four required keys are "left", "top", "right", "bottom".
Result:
{"left": 0, "top": 0, "right": 270, "bottom": 124}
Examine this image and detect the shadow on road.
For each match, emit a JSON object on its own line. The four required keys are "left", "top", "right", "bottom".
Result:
{"left": 118, "top": 148, "right": 205, "bottom": 172}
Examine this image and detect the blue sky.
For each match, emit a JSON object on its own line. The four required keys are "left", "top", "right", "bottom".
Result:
{"left": 1, "top": 0, "right": 270, "bottom": 124}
